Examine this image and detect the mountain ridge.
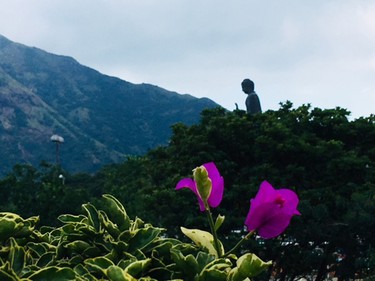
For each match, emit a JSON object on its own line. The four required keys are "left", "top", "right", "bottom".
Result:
{"left": 0, "top": 34, "right": 219, "bottom": 175}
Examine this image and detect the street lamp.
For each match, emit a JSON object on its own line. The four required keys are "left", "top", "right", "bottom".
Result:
{"left": 59, "top": 174, "right": 65, "bottom": 185}
{"left": 51, "top": 134, "right": 64, "bottom": 165}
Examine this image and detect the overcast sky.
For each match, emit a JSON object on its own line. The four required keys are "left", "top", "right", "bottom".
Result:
{"left": 1, "top": 1, "right": 374, "bottom": 118}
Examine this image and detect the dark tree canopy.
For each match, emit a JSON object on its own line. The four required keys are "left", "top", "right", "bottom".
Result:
{"left": 1, "top": 102, "right": 375, "bottom": 279}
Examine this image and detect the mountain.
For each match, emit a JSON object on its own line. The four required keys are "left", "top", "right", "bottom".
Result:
{"left": 0, "top": 35, "right": 219, "bottom": 175}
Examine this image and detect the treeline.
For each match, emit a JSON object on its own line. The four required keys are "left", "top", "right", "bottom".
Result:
{"left": 1, "top": 102, "right": 375, "bottom": 280}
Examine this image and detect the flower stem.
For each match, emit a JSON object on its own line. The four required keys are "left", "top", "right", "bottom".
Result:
{"left": 206, "top": 205, "right": 222, "bottom": 258}
{"left": 224, "top": 230, "right": 255, "bottom": 257}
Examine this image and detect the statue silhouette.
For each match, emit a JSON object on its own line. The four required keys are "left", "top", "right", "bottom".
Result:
{"left": 241, "top": 79, "right": 262, "bottom": 114}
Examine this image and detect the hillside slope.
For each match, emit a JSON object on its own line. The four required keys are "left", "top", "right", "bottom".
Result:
{"left": 0, "top": 35, "right": 219, "bottom": 174}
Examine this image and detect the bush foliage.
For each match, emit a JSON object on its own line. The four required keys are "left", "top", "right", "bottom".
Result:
{"left": 0, "top": 194, "right": 271, "bottom": 280}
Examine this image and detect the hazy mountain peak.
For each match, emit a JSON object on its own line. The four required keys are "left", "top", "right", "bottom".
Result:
{"left": 0, "top": 34, "right": 219, "bottom": 175}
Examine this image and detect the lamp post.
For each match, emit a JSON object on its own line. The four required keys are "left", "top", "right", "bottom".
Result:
{"left": 50, "top": 134, "right": 64, "bottom": 165}
{"left": 59, "top": 174, "right": 65, "bottom": 185}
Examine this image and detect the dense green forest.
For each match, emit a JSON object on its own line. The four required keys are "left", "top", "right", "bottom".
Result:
{"left": 1, "top": 102, "right": 375, "bottom": 280}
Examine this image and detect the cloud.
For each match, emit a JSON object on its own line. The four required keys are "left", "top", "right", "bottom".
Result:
{"left": 0, "top": 0, "right": 374, "bottom": 118}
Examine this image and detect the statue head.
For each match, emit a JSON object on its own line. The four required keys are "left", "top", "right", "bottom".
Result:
{"left": 241, "top": 79, "right": 254, "bottom": 94}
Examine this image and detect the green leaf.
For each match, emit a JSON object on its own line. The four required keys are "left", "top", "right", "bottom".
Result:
{"left": 124, "top": 259, "right": 151, "bottom": 277}
{"left": 107, "top": 265, "right": 137, "bottom": 281}
{"left": 58, "top": 214, "right": 86, "bottom": 224}
{"left": 68, "top": 255, "right": 84, "bottom": 266}
{"left": 0, "top": 213, "right": 22, "bottom": 241}
{"left": 0, "top": 270, "right": 18, "bottom": 281}
{"left": 170, "top": 248, "right": 199, "bottom": 280}
{"left": 27, "top": 242, "right": 49, "bottom": 257}
{"left": 131, "top": 217, "right": 144, "bottom": 231}
{"left": 0, "top": 262, "right": 19, "bottom": 281}
{"left": 203, "top": 257, "right": 232, "bottom": 271}
{"left": 214, "top": 215, "right": 225, "bottom": 232}
{"left": 65, "top": 240, "right": 91, "bottom": 253}
{"left": 199, "top": 268, "right": 227, "bottom": 281}
{"left": 102, "top": 194, "right": 130, "bottom": 231}
{"left": 99, "top": 211, "right": 121, "bottom": 238}
{"left": 74, "top": 264, "right": 97, "bottom": 281}
{"left": 82, "top": 204, "right": 101, "bottom": 232}
{"left": 180, "top": 227, "right": 224, "bottom": 257}
{"left": 56, "top": 241, "right": 69, "bottom": 260}
{"left": 28, "top": 266, "right": 77, "bottom": 281}
{"left": 152, "top": 240, "right": 176, "bottom": 259}
{"left": 127, "top": 227, "right": 163, "bottom": 253}
{"left": 61, "top": 224, "right": 75, "bottom": 235}
{"left": 172, "top": 242, "right": 198, "bottom": 256}
{"left": 73, "top": 264, "right": 90, "bottom": 276}
{"left": 74, "top": 222, "right": 98, "bottom": 237}
{"left": 14, "top": 216, "right": 39, "bottom": 238}
{"left": 84, "top": 256, "right": 114, "bottom": 274}
{"left": 82, "top": 245, "right": 102, "bottom": 257}
{"left": 228, "top": 253, "right": 272, "bottom": 281}
{"left": 8, "top": 238, "right": 26, "bottom": 275}
{"left": 198, "top": 257, "right": 233, "bottom": 280}
{"left": 117, "top": 256, "right": 137, "bottom": 270}
{"left": 196, "top": 251, "right": 215, "bottom": 272}
{"left": 109, "top": 240, "right": 129, "bottom": 256}
{"left": 36, "top": 252, "right": 55, "bottom": 267}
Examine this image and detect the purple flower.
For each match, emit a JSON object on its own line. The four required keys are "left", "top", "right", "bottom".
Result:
{"left": 176, "top": 162, "right": 224, "bottom": 211}
{"left": 245, "top": 181, "right": 300, "bottom": 239}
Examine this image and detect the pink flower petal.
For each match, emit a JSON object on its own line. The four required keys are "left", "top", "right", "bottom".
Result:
{"left": 245, "top": 181, "right": 300, "bottom": 239}
{"left": 203, "top": 162, "right": 224, "bottom": 208}
{"left": 176, "top": 178, "right": 197, "bottom": 194}
{"left": 278, "top": 189, "right": 301, "bottom": 215}
{"left": 175, "top": 162, "right": 224, "bottom": 212}
{"left": 175, "top": 177, "right": 206, "bottom": 211}
{"left": 256, "top": 212, "right": 293, "bottom": 239}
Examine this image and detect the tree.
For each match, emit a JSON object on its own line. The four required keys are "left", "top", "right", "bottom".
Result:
{"left": 2, "top": 102, "right": 375, "bottom": 279}
{"left": 0, "top": 162, "right": 93, "bottom": 226}
{"left": 101, "top": 103, "right": 375, "bottom": 279}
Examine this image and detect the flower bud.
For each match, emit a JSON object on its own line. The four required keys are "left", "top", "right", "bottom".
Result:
{"left": 193, "top": 166, "right": 212, "bottom": 205}
{"left": 176, "top": 162, "right": 224, "bottom": 212}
